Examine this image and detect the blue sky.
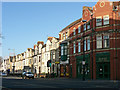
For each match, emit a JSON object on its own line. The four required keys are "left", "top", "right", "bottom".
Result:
{"left": 2, "top": 2, "right": 96, "bottom": 58}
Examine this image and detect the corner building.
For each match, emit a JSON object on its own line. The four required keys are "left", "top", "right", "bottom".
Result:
{"left": 59, "top": 0, "right": 120, "bottom": 80}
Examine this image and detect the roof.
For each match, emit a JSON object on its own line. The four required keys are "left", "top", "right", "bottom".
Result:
{"left": 42, "top": 44, "right": 46, "bottom": 48}
{"left": 60, "top": 18, "right": 82, "bottom": 33}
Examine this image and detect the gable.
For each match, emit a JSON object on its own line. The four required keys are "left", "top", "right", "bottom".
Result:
{"left": 82, "top": 6, "right": 92, "bottom": 22}
{"left": 93, "top": 0, "right": 113, "bottom": 16}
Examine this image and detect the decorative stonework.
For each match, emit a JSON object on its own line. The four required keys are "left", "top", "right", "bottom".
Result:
{"left": 100, "top": 1, "right": 105, "bottom": 7}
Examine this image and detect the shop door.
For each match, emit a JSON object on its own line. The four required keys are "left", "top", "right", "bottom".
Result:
{"left": 96, "top": 62, "right": 110, "bottom": 79}
{"left": 77, "top": 63, "right": 83, "bottom": 78}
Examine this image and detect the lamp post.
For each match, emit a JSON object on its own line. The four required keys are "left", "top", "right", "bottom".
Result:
{"left": 91, "top": 13, "right": 94, "bottom": 80}
{"left": 82, "top": 20, "right": 87, "bottom": 81}
{"left": 113, "top": 5, "right": 118, "bottom": 80}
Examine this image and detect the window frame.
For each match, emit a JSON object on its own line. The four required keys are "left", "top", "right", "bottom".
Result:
{"left": 78, "top": 26, "right": 81, "bottom": 33}
{"left": 103, "top": 15, "right": 109, "bottom": 25}
{"left": 73, "top": 43, "right": 76, "bottom": 54}
{"left": 87, "top": 38, "right": 90, "bottom": 50}
{"left": 96, "top": 17, "right": 102, "bottom": 26}
{"left": 96, "top": 35, "right": 102, "bottom": 49}
{"left": 87, "top": 21, "right": 90, "bottom": 30}
{"left": 78, "top": 42, "right": 81, "bottom": 52}
{"left": 103, "top": 34, "right": 109, "bottom": 48}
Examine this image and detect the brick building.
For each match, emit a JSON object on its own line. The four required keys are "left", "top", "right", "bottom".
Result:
{"left": 59, "top": 0, "right": 120, "bottom": 80}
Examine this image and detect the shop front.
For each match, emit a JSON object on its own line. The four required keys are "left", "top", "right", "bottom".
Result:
{"left": 76, "top": 54, "right": 90, "bottom": 79}
{"left": 96, "top": 52, "right": 110, "bottom": 80}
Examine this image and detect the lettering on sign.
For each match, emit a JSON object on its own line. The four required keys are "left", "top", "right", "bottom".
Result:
{"left": 98, "top": 57, "right": 108, "bottom": 62}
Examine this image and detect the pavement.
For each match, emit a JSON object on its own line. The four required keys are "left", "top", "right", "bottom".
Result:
{"left": 1, "top": 76, "right": 120, "bottom": 89}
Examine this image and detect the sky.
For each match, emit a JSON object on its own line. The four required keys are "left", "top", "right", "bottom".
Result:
{"left": 2, "top": 2, "right": 98, "bottom": 58}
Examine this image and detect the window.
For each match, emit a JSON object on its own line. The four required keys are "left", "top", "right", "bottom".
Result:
{"left": 61, "top": 46, "right": 63, "bottom": 55}
{"left": 73, "top": 28, "right": 76, "bottom": 35}
{"left": 65, "top": 46, "right": 67, "bottom": 55}
{"left": 66, "top": 32, "right": 68, "bottom": 38}
{"left": 84, "top": 40, "right": 86, "bottom": 51}
{"left": 87, "top": 39, "right": 90, "bottom": 50}
{"left": 96, "top": 17, "right": 102, "bottom": 26}
{"left": 87, "top": 21, "right": 90, "bottom": 29}
{"left": 103, "top": 15, "right": 109, "bottom": 25}
{"left": 103, "top": 35, "right": 109, "bottom": 48}
{"left": 29, "top": 59, "right": 31, "bottom": 64}
{"left": 78, "top": 42, "right": 81, "bottom": 52}
{"left": 84, "top": 24, "right": 86, "bottom": 31}
{"left": 97, "top": 35, "right": 102, "bottom": 48}
{"left": 39, "top": 56, "right": 41, "bottom": 62}
{"left": 63, "top": 33, "right": 65, "bottom": 40}
{"left": 73, "top": 43, "right": 76, "bottom": 53}
{"left": 78, "top": 26, "right": 81, "bottom": 33}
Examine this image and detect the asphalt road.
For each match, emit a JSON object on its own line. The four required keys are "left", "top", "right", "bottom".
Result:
{"left": 2, "top": 76, "right": 120, "bottom": 89}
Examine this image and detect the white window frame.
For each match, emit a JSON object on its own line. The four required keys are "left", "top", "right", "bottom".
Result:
{"left": 84, "top": 40, "right": 86, "bottom": 51}
{"left": 78, "top": 26, "right": 81, "bottom": 33}
{"left": 61, "top": 46, "right": 64, "bottom": 55}
{"left": 96, "top": 35, "right": 102, "bottom": 48}
{"left": 87, "top": 39, "right": 90, "bottom": 50}
{"left": 84, "top": 24, "right": 86, "bottom": 31}
{"left": 96, "top": 16, "right": 102, "bottom": 26}
{"left": 73, "top": 43, "right": 76, "bottom": 53}
{"left": 87, "top": 21, "right": 90, "bottom": 29}
{"left": 73, "top": 28, "right": 76, "bottom": 35}
{"left": 103, "top": 34, "right": 109, "bottom": 48}
{"left": 103, "top": 15, "right": 109, "bottom": 25}
{"left": 78, "top": 42, "right": 81, "bottom": 52}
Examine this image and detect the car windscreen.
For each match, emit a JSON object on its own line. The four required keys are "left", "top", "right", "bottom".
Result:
{"left": 27, "top": 72, "right": 32, "bottom": 74}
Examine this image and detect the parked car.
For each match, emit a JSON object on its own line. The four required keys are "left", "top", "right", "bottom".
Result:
{"left": 0, "top": 72, "right": 7, "bottom": 77}
{"left": 40, "top": 73, "right": 46, "bottom": 78}
{"left": 22, "top": 72, "right": 34, "bottom": 79}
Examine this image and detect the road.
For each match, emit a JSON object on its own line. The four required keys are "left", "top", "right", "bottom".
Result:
{"left": 2, "top": 76, "right": 120, "bottom": 89}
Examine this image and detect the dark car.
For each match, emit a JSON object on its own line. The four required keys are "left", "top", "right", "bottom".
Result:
{"left": 22, "top": 72, "right": 34, "bottom": 79}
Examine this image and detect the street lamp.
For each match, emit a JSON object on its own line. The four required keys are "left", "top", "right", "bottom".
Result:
{"left": 91, "top": 13, "right": 94, "bottom": 80}
{"left": 82, "top": 20, "right": 87, "bottom": 81}
{"left": 113, "top": 5, "right": 118, "bottom": 80}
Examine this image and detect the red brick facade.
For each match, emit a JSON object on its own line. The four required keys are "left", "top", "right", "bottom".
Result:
{"left": 59, "top": 0, "right": 120, "bottom": 80}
